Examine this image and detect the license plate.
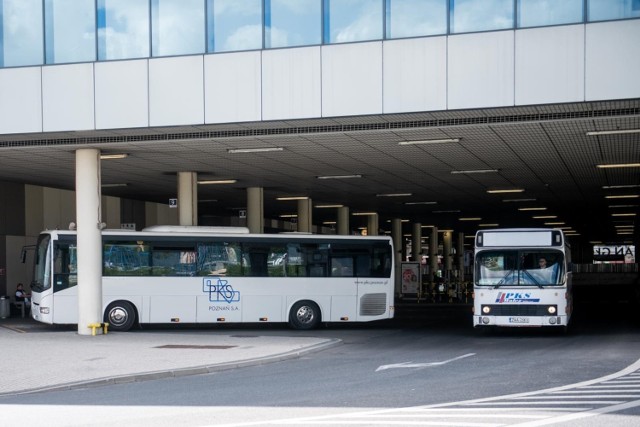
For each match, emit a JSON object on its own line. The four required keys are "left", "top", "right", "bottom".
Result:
{"left": 509, "top": 317, "right": 529, "bottom": 323}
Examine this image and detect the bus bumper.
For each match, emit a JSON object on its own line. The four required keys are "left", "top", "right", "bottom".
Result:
{"left": 474, "top": 315, "right": 568, "bottom": 327}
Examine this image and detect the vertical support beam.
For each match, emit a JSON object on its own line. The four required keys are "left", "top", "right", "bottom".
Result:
{"left": 391, "top": 218, "right": 402, "bottom": 295}
{"left": 337, "top": 206, "right": 349, "bottom": 235}
{"left": 177, "top": 172, "right": 197, "bottom": 226}
{"left": 297, "top": 198, "right": 312, "bottom": 233}
{"left": 429, "top": 227, "right": 438, "bottom": 280}
{"left": 443, "top": 231, "right": 453, "bottom": 274}
{"left": 367, "top": 213, "right": 379, "bottom": 236}
{"left": 411, "top": 223, "right": 422, "bottom": 261}
{"left": 457, "top": 232, "right": 465, "bottom": 281}
{"left": 75, "top": 148, "right": 103, "bottom": 335}
{"left": 247, "top": 187, "right": 264, "bottom": 233}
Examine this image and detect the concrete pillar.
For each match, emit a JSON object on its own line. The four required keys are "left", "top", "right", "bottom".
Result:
{"left": 457, "top": 232, "right": 465, "bottom": 281}
{"left": 247, "top": 187, "right": 264, "bottom": 233}
{"left": 443, "top": 231, "right": 453, "bottom": 273}
{"left": 76, "top": 148, "right": 103, "bottom": 335}
{"left": 337, "top": 206, "right": 349, "bottom": 235}
{"left": 391, "top": 218, "right": 402, "bottom": 295}
{"left": 411, "top": 223, "right": 422, "bottom": 261}
{"left": 177, "top": 172, "right": 197, "bottom": 226}
{"left": 429, "top": 227, "right": 438, "bottom": 280}
{"left": 297, "top": 198, "right": 312, "bottom": 233}
{"left": 367, "top": 213, "right": 379, "bottom": 236}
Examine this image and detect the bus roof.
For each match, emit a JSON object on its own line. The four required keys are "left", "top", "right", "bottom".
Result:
{"left": 40, "top": 228, "right": 393, "bottom": 242}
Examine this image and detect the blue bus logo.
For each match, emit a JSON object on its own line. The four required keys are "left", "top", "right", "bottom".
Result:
{"left": 203, "top": 278, "right": 240, "bottom": 303}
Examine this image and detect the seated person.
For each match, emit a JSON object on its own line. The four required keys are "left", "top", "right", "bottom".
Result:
{"left": 15, "top": 282, "right": 31, "bottom": 308}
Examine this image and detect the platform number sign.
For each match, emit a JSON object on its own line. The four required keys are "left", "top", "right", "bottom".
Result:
{"left": 169, "top": 198, "right": 178, "bottom": 208}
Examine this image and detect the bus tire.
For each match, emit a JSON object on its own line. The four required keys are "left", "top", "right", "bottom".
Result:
{"left": 289, "top": 300, "right": 321, "bottom": 330}
{"left": 104, "top": 301, "right": 137, "bottom": 332}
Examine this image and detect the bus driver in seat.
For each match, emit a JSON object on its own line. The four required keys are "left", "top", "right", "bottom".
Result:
{"left": 538, "top": 257, "right": 548, "bottom": 269}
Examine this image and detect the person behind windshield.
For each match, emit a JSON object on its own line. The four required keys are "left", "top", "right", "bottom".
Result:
{"left": 538, "top": 257, "right": 548, "bottom": 269}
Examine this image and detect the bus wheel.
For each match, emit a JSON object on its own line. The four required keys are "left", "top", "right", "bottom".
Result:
{"left": 289, "top": 301, "right": 321, "bottom": 330}
{"left": 105, "top": 301, "right": 137, "bottom": 332}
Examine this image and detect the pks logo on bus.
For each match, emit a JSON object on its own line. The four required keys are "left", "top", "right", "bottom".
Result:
{"left": 495, "top": 292, "right": 540, "bottom": 303}
{"left": 203, "top": 278, "right": 240, "bottom": 303}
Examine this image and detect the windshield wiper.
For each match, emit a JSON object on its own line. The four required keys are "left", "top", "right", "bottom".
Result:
{"left": 494, "top": 270, "right": 515, "bottom": 289}
{"left": 522, "top": 270, "right": 543, "bottom": 289}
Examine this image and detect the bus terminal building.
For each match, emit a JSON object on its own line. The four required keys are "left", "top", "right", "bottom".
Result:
{"left": 0, "top": 0, "right": 639, "bottom": 302}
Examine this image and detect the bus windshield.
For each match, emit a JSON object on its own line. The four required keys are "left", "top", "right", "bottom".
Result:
{"left": 476, "top": 249, "right": 564, "bottom": 287}
{"left": 32, "top": 233, "right": 51, "bottom": 292}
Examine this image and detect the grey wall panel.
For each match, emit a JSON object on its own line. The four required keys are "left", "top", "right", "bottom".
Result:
{"left": 586, "top": 20, "right": 640, "bottom": 101}
{"left": 149, "top": 56, "right": 205, "bottom": 127}
{"left": 448, "top": 31, "right": 515, "bottom": 109}
{"left": 515, "top": 25, "right": 585, "bottom": 105}
{"left": 262, "top": 47, "right": 321, "bottom": 121}
{"left": 95, "top": 60, "right": 149, "bottom": 129}
{"left": 0, "top": 67, "right": 42, "bottom": 134}
{"left": 204, "top": 51, "right": 262, "bottom": 123}
{"left": 383, "top": 37, "right": 447, "bottom": 113}
{"left": 321, "top": 42, "right": 383, "bottom": 117}
{"left": 42, "top": 63, "right": 95, "bottom": 132}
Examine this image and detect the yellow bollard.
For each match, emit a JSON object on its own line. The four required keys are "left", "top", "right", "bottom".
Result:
{"left": 88, "top": 323, "right": 101, "bottom": 336}
{"left": 102, "top": 322, "right": 109, "bottom": 334}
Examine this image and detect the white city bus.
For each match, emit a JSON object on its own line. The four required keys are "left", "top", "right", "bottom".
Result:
{"left": 30, "top": 226, "right": 394, "bottom": 331}
{"left": 473, "top": 228, "right": 572, "bottom": 329}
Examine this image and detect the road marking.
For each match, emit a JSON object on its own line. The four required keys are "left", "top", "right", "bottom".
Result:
{"left": 375, "top": 353, "right": 476, "bottom": 372}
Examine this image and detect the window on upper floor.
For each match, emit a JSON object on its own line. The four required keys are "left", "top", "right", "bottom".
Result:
{"left": 45, "top": 0, "right": 96, "bottom": 64}
{"left": 517, "top": 0, "right": 583, "bottom": 28}
{"left": 97, "top": 0, "right": 150, "bottom": 61}
{"left": 386, "top": 0, "right": 447, "bottom": 38}
{"left": 323, "top": 0, "right": 384, "bottom": 44}
{"left": 0, "top": 0, "right": 44, "bottom": 67}
{"left": 207, "top": 0, "right": 262, "bottom": 53}
{"left": 588, "top": 0, "right": 640, "bottom": 21}
{"left": 151, "top": 0, "right": 205, "bottom": 57}
{"left": 265, "top": 0, "right": 322, "bottom": 48}
{"left": 449, "top": 0, "right": 514, "bottom": 33}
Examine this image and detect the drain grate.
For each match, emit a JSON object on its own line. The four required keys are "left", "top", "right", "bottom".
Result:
{"left": 154, "top": 344, "right": 236, "bottom": 349}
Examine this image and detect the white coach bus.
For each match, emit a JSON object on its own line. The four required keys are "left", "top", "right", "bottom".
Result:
{"left": 30, "top": 226, "right": 394, "bottom": 331}
{"left": 473, "top": 228, "right": 572, "bottom": 329}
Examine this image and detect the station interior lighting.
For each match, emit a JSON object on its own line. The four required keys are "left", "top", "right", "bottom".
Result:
{"left": 376, "top": 193, "right": 412, "bottom": 197}
{"left": 228, "top": 147, "right": 283, "bottom": 154}
{"left": 450, "top": 169, "right": 498, "bottom": 174}
{"left": 316, "top": 174, "right": 362, "bottom": 179}
{"left": 398, "top": 138, "right": 460, "bottom": 145}
{"left": 100, "top": 153, "right": 128, "bottom": 160}
{"left": 276, "top": 196, "right": 308, "bottom": 201}
{"left": 597, "top": 163, "right": 640, "bottom": 169}
{"left": 518, "top": 207, "right": 547, "bottom": 211}
{"left": 587, "top": 129, "right": 640, "bottom": 136}
{"left": 197, "top": 179, "right": 237, "bottom": 185}
{"left": 487, "top": 188, "right": 525, "bottom": 194}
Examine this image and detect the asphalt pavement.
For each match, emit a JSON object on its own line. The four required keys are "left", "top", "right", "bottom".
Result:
{"left": 0, "top": 315, "right": 339, "bottom": 396}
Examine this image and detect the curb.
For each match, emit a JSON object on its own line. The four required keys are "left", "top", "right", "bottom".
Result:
{"left": 1, "top": 338, "right": 342, "bottom": 397}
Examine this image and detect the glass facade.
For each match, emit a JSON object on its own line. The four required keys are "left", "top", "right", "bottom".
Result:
{"left": 517, "top": 0, "right": 583, "bottom": 28}
{"left": 45, "top": 0, "right": 96, "bottom": 64}
{"left": 386, "top": 0, "right": 447, "bottom": 38}
{"left": 324, "top": 0, "right": 383, "bottom": 44}
{"left": 588, "top": 0, "right": 640, "bottom": 21}
{"left": 265, "top": 0, "right": 322, "bottom": 48}
{"left": 450, "top": 0, "right": 514, "bottom": 33}
{"left": 0, "top": 0, "right": 638, "bottom": 68}
{"left": 152, "top": 0, "right": 205, "bottom": 57}
{"left": 0, "top": 0, "right": 44, "bottom": 67}
{"left": 97, "top": 0, "right": 150, "bottom": 61}
{"left": 208, "top": 0, "right": 262, "bottom": 53}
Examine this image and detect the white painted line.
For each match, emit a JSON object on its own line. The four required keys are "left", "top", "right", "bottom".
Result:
{"left": 285, "top": 421, "right": 502, "bottom": 426}
{"left": 464, "top": 401, "right": 623, "bottom": 405}
{"left": 513, "top": 395, "right": 640, "bottom": 399}
{"left": 507, "top": 398, "right": 640, "bottom": 427}
{"left": 376, "top": 353, "right": 475, "bottom": 372}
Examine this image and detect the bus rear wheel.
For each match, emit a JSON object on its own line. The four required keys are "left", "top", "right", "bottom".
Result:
{"left": 105, "top": 301, "right": 137, "bottom": 332}
{"left": 289, "top": 300, "right": 321, "bottom": 330}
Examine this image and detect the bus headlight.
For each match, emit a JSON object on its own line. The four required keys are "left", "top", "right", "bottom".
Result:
{"left": 482, "top": 306, "right": 491, "bottom": 314}
{"left": 39, "top": 307, "right": 50, "bottom": 315}
{"left": 547, "top": 306, "right": 557, "bottom": 315}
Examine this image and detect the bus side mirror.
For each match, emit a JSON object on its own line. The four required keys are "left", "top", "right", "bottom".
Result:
{"left": 20, "top": 245, "right": 36, "bottom": 264}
